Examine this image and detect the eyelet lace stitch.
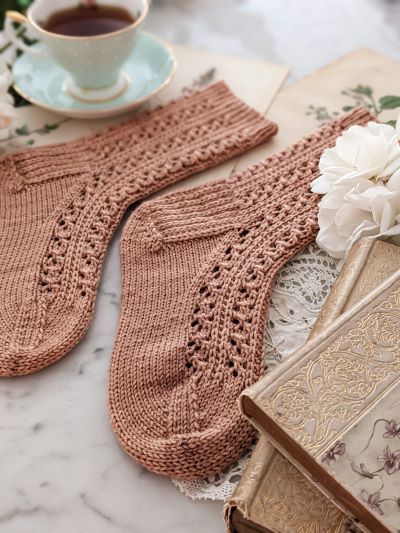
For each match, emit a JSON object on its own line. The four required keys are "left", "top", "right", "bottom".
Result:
{"left": 185, "top": 200, "right": 319, "bottom": 400}
{"left": 173, "top": 243, "right": 340, "bottom": 500}
{"left": 37, "top": 123, "right": 270, "bottom": 308}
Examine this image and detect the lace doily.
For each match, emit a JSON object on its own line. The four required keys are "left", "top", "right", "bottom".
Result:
{"left": 172, "top": 242, "right": 339, "bottom": 500}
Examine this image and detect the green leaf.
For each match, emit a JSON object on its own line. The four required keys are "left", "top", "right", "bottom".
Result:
{"left": 26, "top": 139, "right": 35, "bottom": 145}
{"left": 15, "top": 124, "right": 29, "bottom": 136}
{"left": 379, "top": 95, "right": 400, "bottom": 110}
{"left": 349, "top": 85, "right": 373, "bottom": 96}
{"left": 342, "top": 105, "right": 355, "bottom": 112}
{"left": 18, "top": 0, "right": 32, "bottom": 8}
{"left": 43, "top": 123, "right": 59, "bottom": 132}
{"left": 386, "top": 120, "right": 397, "bottom": 127}
{"left": 37, "top": 123, "right": 59, "bottom": 134}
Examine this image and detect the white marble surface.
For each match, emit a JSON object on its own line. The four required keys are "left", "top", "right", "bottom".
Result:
{"left": 2, "top": 1, "right": 400, "bottom": 532}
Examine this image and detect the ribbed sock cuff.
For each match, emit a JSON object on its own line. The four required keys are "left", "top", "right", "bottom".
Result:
{"left": 124, "top": 107, "right": 375, "bottom": 248}
{"left": 2, "top": 82, "right": 277, "bottom": 189}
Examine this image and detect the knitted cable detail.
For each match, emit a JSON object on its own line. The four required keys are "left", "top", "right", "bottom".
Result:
{"left": 0, "top": 82, "right": 276, "bottom": 376}
{"left": 109, "top": 107, "right": 375, "bottom": 480}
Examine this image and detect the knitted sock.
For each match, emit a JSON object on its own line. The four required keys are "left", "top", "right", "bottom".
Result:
{"left": 0, "top": 82, "right": 277, "bottom": 376}
{"left": 109, "top": 107, "right": 374, "bottom": 479}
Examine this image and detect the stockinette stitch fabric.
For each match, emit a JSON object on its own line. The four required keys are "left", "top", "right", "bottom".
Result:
{"left": 0, "top": 82, "right": 277, "bottom": 376}
{"left": 109, "top": 107, "right": 375, "bottom": 480}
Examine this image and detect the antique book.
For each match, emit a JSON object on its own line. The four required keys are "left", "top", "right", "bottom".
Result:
{"left": 225, "top": 239, "right": 400, "bottom": 533}
{"left": 241, "top": 257, "right": 400, "bottom": 532}
{"left": 225, "top": 437, "right": 350, "bottom": 533}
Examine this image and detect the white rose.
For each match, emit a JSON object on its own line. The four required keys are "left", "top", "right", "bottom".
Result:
{"left": 312, "top": 121, "right": 400, "bottom": 195}
{"left": 312, "top": 117, "right": 400, "bottom": 259}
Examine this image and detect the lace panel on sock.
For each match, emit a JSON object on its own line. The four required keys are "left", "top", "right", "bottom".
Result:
{"left": 173, "top": 243, "right": 339, "bottom": 500}
{"left": 37, "top": 113, "right": 270, "bottom": 307}
{"left": 185, "top": 194, "right": 319, "bottom": 397}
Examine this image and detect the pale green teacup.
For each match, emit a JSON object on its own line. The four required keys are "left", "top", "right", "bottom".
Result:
{"left": 5, "top": 0, "right": 148, "bottom": 102}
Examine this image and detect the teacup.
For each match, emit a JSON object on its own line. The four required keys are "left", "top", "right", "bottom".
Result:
{"left": 5, "top": 0, "right": 148, "bottom": 102}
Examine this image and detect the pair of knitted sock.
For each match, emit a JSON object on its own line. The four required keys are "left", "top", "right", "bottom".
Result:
{"left": 0, "top": 81, "right": 373, "bottom": 479}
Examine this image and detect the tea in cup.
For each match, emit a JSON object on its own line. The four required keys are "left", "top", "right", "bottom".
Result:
{"left": 5, "top": 0, "right": 149, "bottom": 102}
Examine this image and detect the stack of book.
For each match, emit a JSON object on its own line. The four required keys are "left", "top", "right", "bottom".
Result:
{"left": 226, "top": 239, "right": 400, "bottom": 532}
{"left": 239, "top": 237, "right": 400, "bottom": 533}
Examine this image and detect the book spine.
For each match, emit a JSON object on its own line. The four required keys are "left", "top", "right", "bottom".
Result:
{"left": 310, "top": 238, "right": 374, "bottom": 339}
{"left": 224, "top": 440, "right": 276, "bottom": 532}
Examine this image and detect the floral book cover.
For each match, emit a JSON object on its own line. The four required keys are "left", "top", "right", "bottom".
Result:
{"left": 241, "top": 266, "right": 400, "bottom": 533}
{"left": 227, "top": 239, "right": 400, "bottom": 533}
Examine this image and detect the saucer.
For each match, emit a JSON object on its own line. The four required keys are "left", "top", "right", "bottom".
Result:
{"left": 12, "top": 32, "right": 177, "bottom": 119}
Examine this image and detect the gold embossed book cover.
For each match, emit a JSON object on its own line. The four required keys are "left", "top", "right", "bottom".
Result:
{"left": 225, "top": 437, "right": 349, "bottom": 532}
{"left": 241, "top": 265, "right": 400, "bottom": 532}
{"left": 226, "top": 238, "right": 400, "bottom": 533}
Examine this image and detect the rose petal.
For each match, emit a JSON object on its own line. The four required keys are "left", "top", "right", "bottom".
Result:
{"left": 311, "top": 174, "right": 336, "bottom": 194}
{"left": 377, "top": 200, "right": 395, "bottom": 232}
{"left": 357, "top": 135, "right": 388, "bottom": 175}
{"left": 338, "top": 167, "right": 381, "bottom": 183}
{"left": 335, "top": 126, "right": 366, "bottom": 165}
{"left": 368, "top": 120, "right": 396, "bottom": 143}
{"left": 335, "top": 205, "right": 361, "bottom": 234}
{"left": 319, "top": 186, "right": 353, "bottom": 209}
{"left": 319, "top": 147, "right": 352, "bottom": 173}
{"left": 316, "top": 221, "right": 347, "bottom": 258}
{"left": 345, "top": 220, "right": 380, "bottom": 256}
{"left": 387, "top": 168, "right": 400, "bottom": 191}
{"left": 380, "top": 223, "right": 400, "bottom": 237}
{"left": 381, "top": 136, "right": 400, "bottom": 177}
